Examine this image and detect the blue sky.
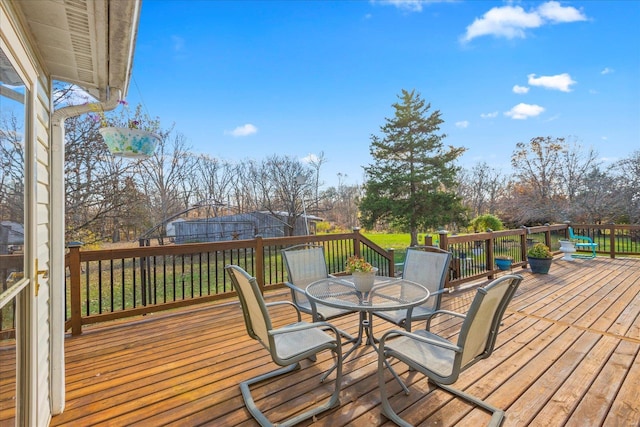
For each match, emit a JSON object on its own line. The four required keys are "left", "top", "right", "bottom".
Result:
{"left": 127, "top": 0, "right": 640, "bottom": 187}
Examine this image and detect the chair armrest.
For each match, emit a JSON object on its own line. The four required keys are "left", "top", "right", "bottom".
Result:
{"left": 283, "top": 281, "right": 306, "bottom": 299}
{"left": 283, "top": 280, "right": 324, "bottom": 321}
{"left": 425, "top": 309, "right": 466, "bottom": 330}
{"left": 379, "top": 328, "right": 462, "bottom": 353}
{"left": 265, "top": 300, "right": 302, "bottom": 322}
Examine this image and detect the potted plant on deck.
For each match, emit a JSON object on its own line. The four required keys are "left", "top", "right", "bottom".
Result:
{"left": 527, "top": 243, "right": 553, "bottom": 274}
{"left": 495, "top": 255, "right": 513, "bottom": 271}
{"left": 346, "top": 255, "right": 378, "bottom": 292}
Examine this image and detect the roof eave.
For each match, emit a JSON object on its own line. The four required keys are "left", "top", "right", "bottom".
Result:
{"left": 13, "top": 0, "right": 141, "bottom": 102}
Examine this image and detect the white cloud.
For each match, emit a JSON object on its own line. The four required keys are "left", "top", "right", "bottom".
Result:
{"left": 504, "top": 103, "right": 545, "bottom": 120}
{"left": 225, "top": 124, "right": 258, "bottom": 137}
{"left": 537, "top": 1, "right": 587, "bottom": 23}
{"left": 461, "top": 1, "right": 587, "bottom": 42}
{"left": 455, "top": 120, "right": 469, "bottom": 129}
{"left": 601, "top": 67, "right": 614, "bottom": 75}
{"left": 462, "top": 6, "right": 541, "bottom": 41}
{"left": 374, "top": 0, "right": 450, "bottom": 13}
{"left": 527, "top": 73, "right": 576, "bottom": 92}
{"left": 480, "top": 111, "right": 499, "bottom": 119}
{"left": 513, "top": 85, "right": 530, "bottom": 94}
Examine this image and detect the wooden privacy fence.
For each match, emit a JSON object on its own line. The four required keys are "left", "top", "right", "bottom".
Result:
{"left": 42, "top": 223, "right": 640, "bottom": 336}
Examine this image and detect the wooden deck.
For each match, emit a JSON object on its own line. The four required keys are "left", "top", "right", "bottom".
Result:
{"left": 3, "top": 256, "right": 639, "bottom": 426}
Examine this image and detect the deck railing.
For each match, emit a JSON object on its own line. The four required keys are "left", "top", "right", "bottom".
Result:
{"left": 2, "top": 223, "right": 638, "bottom": 338}
{"left": 63, "top": 229, "right": 396, "bottom": 335}
{"left": 436, "top": 223, "right": 640, "bottom": 287}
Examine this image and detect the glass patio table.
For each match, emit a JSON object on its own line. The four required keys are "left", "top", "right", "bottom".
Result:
{"left": 306, "top": 276, "right": 430, "bottom": 392}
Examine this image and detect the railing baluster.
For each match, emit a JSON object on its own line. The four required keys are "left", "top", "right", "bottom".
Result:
{"left": 121, "top": 258, "right": 125, "bottom": 310}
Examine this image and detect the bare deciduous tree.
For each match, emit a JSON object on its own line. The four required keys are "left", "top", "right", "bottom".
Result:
{"left": 0, "top": 113, "right": 24, "bottom": 223}
{"left": 136, "top": 131, "right": 194, "bottom": 243}
{"left": 252, "top": 155, "right": 312, "bottom": 236}
{"left": 612, "top": 150, "right": 640, "bottom": 225}
{"left": 510, "top": 136, "right": 567, "bottom": 224}
{"left": 64, "top": 115, "right": 143, "bottom": 243}
{"left": 458, "top": 162, "right": 508, "bottom": 219}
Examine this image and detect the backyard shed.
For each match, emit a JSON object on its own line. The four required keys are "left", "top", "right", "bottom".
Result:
{"left": 172, "top": 211, "right": 322, "bottom": 243}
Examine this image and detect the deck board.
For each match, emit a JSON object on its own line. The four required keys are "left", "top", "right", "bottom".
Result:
{"left": 2, "top": 256, "right": 639, "bottom": 426}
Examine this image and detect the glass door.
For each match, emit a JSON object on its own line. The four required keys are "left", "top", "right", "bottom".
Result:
{"left": 0, "top": 47, "right": 28, "bottom": 426}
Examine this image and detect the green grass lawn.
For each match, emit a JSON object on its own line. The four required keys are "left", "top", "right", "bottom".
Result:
{"left": 362, "top": 232, "right": 439, "bottom": 249}
{"left": 362, "top": 232, "right": 440, "bottom": 265}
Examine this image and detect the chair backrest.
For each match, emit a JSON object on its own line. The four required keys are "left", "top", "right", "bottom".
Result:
{"left": 282, "top": 244, "right": 329, "bottom": 302}
{"left": 402, "top": 246, "right": 452, "bottom": 310}
{"left": 457, "top": 274, "right": 523, "bottom": 370}
{"left": 225, "top": 265, "right": 273, "bottom": 352}
{"left": 568, "top": 227, "right": 578, "bottom": 239}
{"left": 568, "top": 227, "right": 593, "bottom": 243}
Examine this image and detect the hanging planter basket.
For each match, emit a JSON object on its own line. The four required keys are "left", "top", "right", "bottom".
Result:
{"left": 99, "top": 127, "right": 160, "bottom": 159}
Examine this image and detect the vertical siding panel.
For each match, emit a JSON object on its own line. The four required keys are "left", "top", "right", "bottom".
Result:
{"left": 35, "top": 76, "right": 52, "bottom": 427}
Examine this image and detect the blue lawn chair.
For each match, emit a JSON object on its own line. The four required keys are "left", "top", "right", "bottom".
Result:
{"left": 568, "top": 227, "right": 597, "bottom": 259}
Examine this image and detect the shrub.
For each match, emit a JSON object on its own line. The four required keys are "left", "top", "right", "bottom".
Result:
{"left": 470, "top": 214, "right": 504, "bottom": 232}
{"left": 527, "top": 243, "right": 552, "bottom": 259}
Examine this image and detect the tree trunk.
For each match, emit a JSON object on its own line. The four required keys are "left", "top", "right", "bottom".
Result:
{"left": 410, "top": 228, "right": 418, "bottom": 246}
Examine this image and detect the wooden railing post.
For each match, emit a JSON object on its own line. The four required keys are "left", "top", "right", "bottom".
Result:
{"left": 543, "top": 223, "right": 552, "bottom": 249}
{"left": 67, "top": 242, "right": 83, "bottom": 336}
{"left": 520, "top": 226, "right": 529, "bottom": 266}
{"left": 438, "top": 230, "right": 448, "bottom": 251}
{"left": 388, "top": 248, "right": 395, "bottom": 277}
{"left": 437, "top": 230, "right": 456, "bottom": 284}
{"left": 352, "top": 227, "right": 362, "bottom": 257}
{"left": 487, "top": 230, "right": 495, "bottom": 279}
{"left": 255, "top": 235, "right": 265, "bottom": 292}
{"left": 138, "top": 238, "right": 149, "bottom": 306}
{"left": 609, "top": 224, "right": 616, "bottom": 259}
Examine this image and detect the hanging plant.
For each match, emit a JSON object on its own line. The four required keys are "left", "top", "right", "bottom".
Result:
{"left": 90, "top": 101, "right": 161, "bottom": 158}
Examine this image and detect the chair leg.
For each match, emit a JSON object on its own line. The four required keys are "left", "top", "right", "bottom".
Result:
{"left": 437, "top": 382, "right": 505, "bottom": 427}
{"left": 378, "top": 353, "right": 505, "bottom": 427}
{"left": 241, "top": 353, "right": 342, "bottom": 427}
{"left": 378, "top": 352, "right": 412, "bottom": 427}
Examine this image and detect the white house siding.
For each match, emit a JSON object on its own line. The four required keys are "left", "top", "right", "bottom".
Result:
{"left": 35, "top": 76, "right": 52, "bottom": 426}
{"left": 1, "top": 2, "right": 53, "bottom": 425}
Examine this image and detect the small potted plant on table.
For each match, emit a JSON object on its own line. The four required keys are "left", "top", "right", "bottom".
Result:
{"left": 527, "top": 243, "right": 553, "bottom": 274}
{"left": 346, "top": 255, "right": 378, "bottom": 292}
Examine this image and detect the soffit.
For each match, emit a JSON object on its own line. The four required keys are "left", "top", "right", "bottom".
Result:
{"left": 11, "top": 0, "right": 140, "bottom": 101}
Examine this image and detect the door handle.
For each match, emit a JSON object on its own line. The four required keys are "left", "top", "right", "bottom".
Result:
{"left": 35, "top": 258, "right": 48, "bottom": 296}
